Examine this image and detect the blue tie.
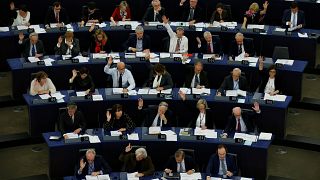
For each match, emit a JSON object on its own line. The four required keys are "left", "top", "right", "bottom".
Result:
{"left": 31, "top": 45, "right": 36, "bottom": 56}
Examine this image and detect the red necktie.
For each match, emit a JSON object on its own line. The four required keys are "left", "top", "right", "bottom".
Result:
{"left": 207, "top": 43, "right": 212, "bottom": 53}
{"left": 55, "top": 13, "right": 59, "bottom": 23}
{"left": 236, "top": 118, "right": 241, "bottom": 132}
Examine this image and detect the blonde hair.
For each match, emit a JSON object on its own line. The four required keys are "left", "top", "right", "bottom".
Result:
{"left": 196, "top": 99, "right": 208, "bottom": 109}
{"left": 249, "top": 3, "right": 259, "bottom": 12}
{"left": 119, "top": 1, "right": 128, "bottom": 9}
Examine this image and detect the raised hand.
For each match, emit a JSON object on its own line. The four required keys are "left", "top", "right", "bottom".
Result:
{"left": 162, "top": 15, "right": 169, "bottom": 24}
{"left": 125, "top": 143, "right": 132, "bottom": 152}
{"left": 58, "top": 36, "right": 63, "bottom": 45}
{"left": 106, "top": 110, "right": 111, "bottom": 122}
{"left": 79, "top": 159, "right": 86, "bottom": 170}
{"left": 252, "top": 102, "right": 260, "bottom": 112}
{"left": 138, "top": 98, "right": 144, "bottom": 109}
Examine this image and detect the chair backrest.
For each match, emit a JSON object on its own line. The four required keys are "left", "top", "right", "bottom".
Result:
{"left": 227, "top": 153, "right": 239, "bottom": 176}
{"left": 178, "top": 148, "right": 198, "bottom": 171}
{"left": 131, "top": 145, "right": 147, "bottom": 153}
{"left": 273, "top": 46, "right": 289, "bottom": 60}
{"left": 57, "top": 107, "right": 67, "bottom": 131}
{"left": 78, "top": 148, "right": 96, "bottom": 159}
{"left": 223, "top": 4, "right": 233, "bottom": 21}
{"left": 162, "top": 36, "right": 170, "bottom": 52}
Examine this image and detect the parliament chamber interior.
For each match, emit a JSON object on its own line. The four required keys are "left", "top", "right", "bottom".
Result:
{"left": 0, "top": 0, "right": 319, "bottom": 180}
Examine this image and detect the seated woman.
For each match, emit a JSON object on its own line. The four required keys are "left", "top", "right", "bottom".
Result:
{"left": 179, "top": 92, "right": 216, "bottom": 129}
{"left": 110, "top": 1, "right": 131, "bottom": 25}
{"left": 69, "top": 67, "right": 95, "bottom": 94}
{"left": 241, "top": 1, "right": 268, "bottom": 29}
{"left": 144, "top": 63, "right": 173, "bottom": 91}
{"left": 210, "top": 3, "right": 231, "bottom": 23}
{"left": 258, "top": 63, "right": 282, "bottom": 95}
{"left": 30, "top": 71, "right": 56, "bottom": 96}
{"left": 89, "top": 26, "right": 111, "bottom": 53}
{"left": 103, "top": 104, "right": 135, "bottom": 132}
{"left": 11, "top": 4, "right": 31, "bottom": 26}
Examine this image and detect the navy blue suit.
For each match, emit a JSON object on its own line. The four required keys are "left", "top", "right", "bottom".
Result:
{"left": 282, "top": 9, "right": 306, "bottom": 28}
{"left": 229, "top": 39, "right": 255, "bottom": 57}
{"left": 76, "top": 155, "right": 111, "bottom": 179}
{"left": 198, "top": 37, "right": 222, "bottom": 55}
{"left": 206, "top": 154, "right": 237, "bottom": 177}
{"left": 165, "top": 155, "right": 196, "bottom": 172}
{"left": 125, "top": 34, "right": 151, "bottom": 52}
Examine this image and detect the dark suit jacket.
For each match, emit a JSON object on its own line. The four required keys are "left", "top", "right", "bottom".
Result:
{"left": 145, "top": 71, "right": 173, "bottom": 90}
{"left": 19, "top": 39, "right": 45, "bottom": 59}
{"left": 76, "top": 155, "right": 111, "bottom": 179}
{"left": 82, "top": 8, "right": 103, "bottom": 23}
{"left": 190, "top": 109, "right": 216, "bottom": 129}
{"left": 119, "top": 152, "right": 155, "bottom": 176}
{"left": 165, "top": 155, "right": 196, "bottom": 172}
{"left": 125, "top": 34, "right": 151, "bottom": 52}
{"left": 228, "top": 39, "right": 255, "bottom": 57}
{"left": 218, "top": 75, "right": 248, "bottom": 93}
{"left": 206, "top": 154, "right": 237, "bottom": 177}
{"left": 54, "top": 38, "right": 80, "bottom": 56}
{"left": 59, "top": 110, "right": 86, "bottom": 134}
{"left": 138, "top": 106, "right": 175, "bottom": 127}
{"left": 184, "top": 66, "right": 209, "bottom": 88}
{"left": 224, "top": 111, "right": 260, "bottom": 134}
{"left": 180, "top": 4, "right": 204, "bottom": 22}
{"left": 198, "top": 37, "right": 221, "bottom": 55}
{"left": 282, "top": 9, "right": 305, "bottom": 28}
{"left": 142, "top": 7, "right": 166, "bottom": 22}
{"left": 90, "top": 35, "right": 112, "bottom": 53}
{"left": 258, "top": 70, "right": 282, "bottom": 94}
{"left": 70, "top": 75, "right": 95, "bottom": 92}
{"left": 44, "top": 6, "right": 70, "bottom": 25}
{"left": 210, "top": 10, "right": 231, "bottom": 23}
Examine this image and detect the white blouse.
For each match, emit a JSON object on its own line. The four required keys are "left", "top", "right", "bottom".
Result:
{"left": 196, "top": 112, "right": 206, "bottom": 128}
{"left": 152, "top": 75, "right": 162, "bottom": 88}
{"left": 29, "top": 78, "right": 56, "bottom": 96}
{"left": 12, "top": 10, "right": 30, "bottom": 26}
{"left": 264, "top": 77, "right": 275, "bottom": 94}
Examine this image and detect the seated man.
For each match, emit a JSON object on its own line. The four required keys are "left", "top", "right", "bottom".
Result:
{"left": 18, "top": 32, "right": 45, "bottom": 59}
{"left": 44, "top": 1, "right": 70, "bottom": 28}
{"left": 69, "top": 67, "right": 95, "bottom": 94}
{"left": 76, "top": 149, "right": 111, "bottom": 179}
{"left": 162, "top": 16, "right": 188, "bottom": 53}
{"left": 282, "top": 2, "right": 305, "bottom": 30}
{"left": 206, "top": 144, "right": 237, "bottom": 179}
{"left": 196, "top": 31, "right": 221, "bottom": 55}
{"left": 144, "top": 63, "right": 173, "bottom": 91}
{"left": 137, "top": 99, "right": 175, "bottom": 127}
{"left": 178, "top": 0, "right": 204, "bottom": 24}
{"left": 217, "top": 68, "right": 248, "bottom": 95}
{"left": 59, "top": 102, "right": 86, "bottom": 138}
{"left": 223, "top": 102, "right": 261, "bottom": 135}
{"left": 30, "top": 71, "right": 56, "bottom": 96}
{"left": 11, "top": 4, "right": 30, "bottom": 26}
{"left": 119, "top": 143, "right": 155, "bottom": 177}
{"left": 228, "top": 32, "right": 254, "bottom": 58}
{"left": 80, "top": 1, "right": 103, "bottom": 26}
{"left": 104, "top": 57, "right": 136, "bottom": 93}
{"left": 125, "top": 26, "right": 151, "bottom": 52}
{"left": 54, "top": 31, "right": 80, "bottom": 56}
{"left": 164, "top": 149, "right": 196, "bottom": 174}
{"left": 142, "top": 0, "right": 166, "bottom": 22}
{"left": 184, "top": 60, "right": 208, "bottom": 88}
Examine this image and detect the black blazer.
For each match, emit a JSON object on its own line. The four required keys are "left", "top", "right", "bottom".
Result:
{"left": 198, "top": 37, "right": 222, "bottom": 55}
{"left": 44, "top": 6, "right": 70, "bottom": 25}
{"left": 224, "top": 111, "right": 260, "bottom": 134}
{"left": 145, "top": 71, "right": 173, "bottom": 90}
{"left": 76, "top": 155, "right": 111, "bottom": 179}
{"left": 125, "top": 33, "right": 151, "bottom": 52}
{"left": 54, "top": 38, "right": 80, "bottom": 56}
{"left": 70, "top": 75, "right": 95, "bottom": 92}
{"left": 258, "top": 70, "right": 282, "bottom": 94}
{"left": 206, "top": 154, "right": 237, "bottom": 177}
{"left": 138, "top": 106, "right": 175, "bottom": 127}
{"left": 282, "top": 9, "right": 306, "bottom": 28}
{"left": 81, "top": 8, "right": 103, "bottom": 23}
{"left": 59, "top": 110, "right": 86, "bottom": 134}
{"left": 103, "top": 113, "right": 136, "bottom": 132}
{"left": 218, "top": 75, "right": 248, "bottom": 93}
{"left": 89, "top": 35, "right": 112, "bottom": 53}
{"left": 228, "top": 39, "right": 255, "bottom": 57}
{"left": 210, "top": 10, "right": 231, "bottom": 23}
{"left": 142, "top": 7, "right": 166, "bottom": 22}
{"left": 180, "top": 4, "right": 204, "bottom": 22}
{"left": 19, "top": 39, "right": 45, "bottom": 59}
{"left": 184, "top": 65, "right": 209, "bottom": 88}
{"left": 190, "top": 109, "right": 216, "bottom": 129}
{"left": 165, "top": 155, "right": 196, "bottom": 172}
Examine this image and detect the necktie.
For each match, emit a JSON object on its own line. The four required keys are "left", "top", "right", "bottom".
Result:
{"left": 175, "top": 38, "right": 181, "bottom": 52}
{"left": 88, "top": 163, "right": 94, "bottom": 175}
{"left": 31, "top": 45, "right": 36, "bottom": 56}
{"left": 194, "top": 74, "right": 199, "bottom": 88}
{"left": 236, "top": 118, "right": 241, "bottom": 132}
{"left": 207, "top": 43, "right": 212, "bottom": 53}
{"left": 118, "top": 73, "right": 123, "bottom": 88}
{"left": 233, "top": 81, "right": 239, "bottom": 90}
{"left": 154, "top": 12, "right": 158, "bottom": 21}
{"left": 55, "top": 12, "right": 59, "bottom": 23}
{"left": 188, "top": 8, "right": 194, "bottom": 21}
{"left": 238, "top": 44, "right": 242, "bottom": 55}
{"left": 156, "top": 116, "right": 161, "bottom": 126}
{"left": 220, "top": 159, "right": 227, "bottom": 175}
{"left": 292, "top": 13, "right": 296, "bottom": 27}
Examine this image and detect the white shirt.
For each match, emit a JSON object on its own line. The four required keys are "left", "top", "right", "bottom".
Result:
{"left": 12, "top": 10, "right": 30, "bottom": 26}
{"left": 196, "top": 112, "right": 206, "bottom": 127}
{"left": 290, "top": 12, "right": 298, "bottom": 28}
{"left": 191, "top": 73, "right": 200, "bottom": 88}
{"left": 29, "top": 78, "right": 56, "bottom": 96}
{"left": 151, "top": 113, "right": 162, "bottom": 127}
{"left": 235, "top": 116, "right": 247, "bottom": 132}
{"left": 56, "top": 39, "right": 74, "bottom": 55}
{"left": 152, "top": 75, "right": 162, "bottom": 88}
{"left": 177, "top": 160, "right": 186, "bottom": 172}
{"left": 103, "top": 64, "right": 136, "bottom": 90}
{"left": 264, "top": 77, "right": 275, "bottom": 94}
{"left": 164, "top": 23, "right": 188, "bottom": 53}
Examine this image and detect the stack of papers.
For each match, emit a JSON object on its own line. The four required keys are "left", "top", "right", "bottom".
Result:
{"left": 220, "top": 21, "right": 237, "bottom": 28}
{"left": 179, "top": 88, "right": 191, "bottom": 94}
{"left": 136, "top": 52, "right": 146, "bottom": 57}
{"left": 235, "top": 56, "right": 258, "bottom": 64}
{"left": 112, "top": 88, "right": 124, "bottom": 94}
{"left": 180, "top": 172, "right": 202, "bottom": 180}
{"left": 127, "top": 172, "right": 139, "bottom": 180}
{"left": 62, "top": 55, "right": 72, "bottom": 60}
{"left": 81, "top": 135, "right": 101, "bottom": 143}
{"left": 65, "top": 24, "right": 74, "bottom": 31}
{"left": 247, "top": 24, "right": 265, "bottom": 30}
{"left": 172, "top": 54, "right": 183, "bottom": 58}
{"left": 258, "top": 132, "right": 272, "bottom": 140}
{"left": 226, "top": 89, "right": 247, "bottom": 97}
{"left": 194, "top": 127, "right": 217, "bottom": 138}
{"left": 170, "top": 22, "right": 188, "bottom": 26}
{"left": 28, "top": 57, "right": 40, "bottom": 63}
{"left": 160, "top": 53, "right": 171, "bottom": 58}
{"left": 264, "top": 93, "right": 287, "bottom": 102}
{"left": 149, "top": 88, "right": 172, "bottom": 94}
{"left": 74, "top": 55, "right": 89, "bottom": 63}
{"left": 149, "top": 57, "right": 160, "bottom": 63}
{"left": 109, "top": 53, "right": 120, "bottom": 59}
{"left": 92, "top": 53, "right": 108, "bottom": 59}
{"left": 192, "top": 88, "right": 210, "bottom": 95}
{"left": 17, "top": 25, "right": 29, "bottom": 30}
{"left": 29, "top": 25, "right": 46, "bottom": 34}
{"left": 76, "top": 91, "right": 86, "bottom": 96}
{"left": 43, "top": 58, "right": 55, "bottom": 66}
{"left": 147, "top": 22, "right": 161, "bottom": 26}
{"left": 125, "top": 53, "right": 136, "bottom": 59}
{"left": 127, "top": 133, "right": 139, "bottom": 140}
{"left": 234, "top": 133, "right": 257, "bottom": 142}
{"left": 298, "top": 32, "right": 308, "bottom": 38}
{"left": 0, "top": 27, "right": 9, "bottom": 32}
{"left": 39, "top": 92, "right": 65, "bottom": 100}
{"left": 275, "top": 59, "right": 294, "bottom": 66}
{"left": 85, "top": 174, "right": 110, "bottom": 180}
{"left": 202, "top": 54, "right": 222, "bottom": 60}
{"left": 128, "top": 90, "right": 137, "bottom": 96}
{"left": 65, "top": 132, "right": 79, "bottom": 139}
{"left": 161, "top": 130, "right": 177, "bottom": 141}
{"left": 138, "top": 89, "right": 149, "bottom": 95}
{"left": 274, "top": 28, "right": 286, "bottom": 32}
{"left": 149, "top": 127, "right": 161, "bottom": 134}
{"left": 110, "top": 131, "right": 122, "bottom": 136}
{"left": 92, "top": 95, "right": 103, "bottom": 101}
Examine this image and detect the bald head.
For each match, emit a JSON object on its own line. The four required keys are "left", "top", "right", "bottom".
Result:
{"left": 117, "top": 62, "right": 126, "bottom": 74}
{"left": 232, "top": 107, "right": 241, "bottom": 118}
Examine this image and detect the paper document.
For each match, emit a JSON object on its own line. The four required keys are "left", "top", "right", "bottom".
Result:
{"left": 180, "top": 172, "right": 202, "bottom": 180}
{"left": 28, "top": 57, "right": 40, "bottom": 63}
{"left": 93, "top": 53, "right": 108, "bottom": 59}
{"left": 86, "top": 174, "right": 110, "bottom": 180}
{"left": 194, "top": 127, "right": 217, "bottom": 138}
{"left": 240, "top": 177, "right": 253, "bottom": 180}
{"left": 128, "top": 90, "right": 137, "bottom": 96}
{"left": 226, "top": 89, "right": 246, "bottom": 97}
{"left": 39, "top": 94, "right": 51, "bottom": 99}
{"left": 108, "top": 53, "right": 120, "bottom": 59}
{"left": 148, "top": 89, "right": 159, "bottom": 94}
{"left": 275, "top": 59, "right": 294, "bottom": 66}
{"left": 110, "top": 131, "right": 122, "bottom": 136}
{"left": 92, "top": 95, "right": 103, "bottom": 101}
{"left": 125, "top": 53, "right": 136, "bottom": 59}
{"left": 247, "top": 24, "right": 265, "bottom": 29}
{"left": 179, "top": 88, "right": 191, "bottom": 94}
{"left": 161, "top": 130, "right": 178, "bottom": 141}
{"left": 76, "top": 91, "right": 86, "bottom": 96}
{"left": 235, "top": 56, "right": 258, "bottom": 64}
{"left": 160, "top": 53, "right": 171, "bottom": 58}
{"left": 128, "top": 133, "right": 139, "bottom": 140}
{"left": 172, "top": 54, "right": 183, "bottom": 58}
{"left": 138, "top": 89, "right": 149, "bottom": 94}
{"left": 298, "top": 32, "right": 308, "bottom": 38}
{"left": 74, "top": 56, "right": 89, "bottom": 63}
{"left": 149, "top": 127, "right": 161, "bottom": 134}
{"left": 149, "top": 57, "right": 160, "bottom": 63}
{"left": 17, "top": 25, "right": 29, "bottom": 30}
{"left": 43, "top": 58, "right": 55, "bottom": 66}
{"left": 264, "top": 93, "right": 287, "bottom": 102}
{"left": 234, "top": 133, "right": 257, "bottom": 142}
{"left": 258, "top": 132, "right": 272, "bottom": 140}
{"left": 161, "top": 88, "right": 172, "bottom": 94}
{"left": 0, "top": 27, "right": 9, "bottom": 32}
{"left": 147, "top": 22, "right": 161, "bottom": 26}
{"left": 113, "top": 88, "right": 124, "bottom": 94}
{"left": 88, "top": 135, "right": 101, "bottom": 143}
{"left": 127, "top": 172, "right": 139, "bottom": 180}
{"left": 50, "top": 92, "right": 65, "bottom": 100}
{"left": 65, "top": 133, "right": 79, "bottom": 139}
{"left": 192, "top": 88, "right": 210, "bottom": 95}
{"left": 136, "top": 52, "right": 146, "bottom": 57}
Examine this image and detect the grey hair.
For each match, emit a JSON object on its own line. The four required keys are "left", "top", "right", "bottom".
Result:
{"left": 86, "top": 149, "right": 96, "bottom": 156}
{"left": 232, "top": 68, "right": 241, "bottom": 75}
{"left": 159, "top": 101, "right": 168, "bottom": 110}
{"left": 135, "top": 148, "right": 147, "bottom": 158}
{"left": 235, "top": 32, "right": 244, "bottom": 39}
{"left": 135, "top": 26, "right": 144, "bottom": 33}
{"left": 29, "top": 32, "right": 38, "bottom": 38}
{"left": 203, "top": 31, "right": 212, "bottom": 38}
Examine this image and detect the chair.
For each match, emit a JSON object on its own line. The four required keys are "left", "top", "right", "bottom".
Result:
{"left": 78, "top": 148, "right": 96, "bottom": 159}
{"left": 223, "top": 4, "right": 233, "bottom": 21}
{"left": 273, "top": 46, "right": 289, "bottom": 60}
{"left": 162, "top": 36, "right": 170, "bottom": 52}
{"left": 227, "top": 153, "right": 239, "bottom": 176}
{"left": 57, "top": 107, "right": 67, "bottom": 131}
{"left": 178, "top": 148, "right": 198, "bottom": 171}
